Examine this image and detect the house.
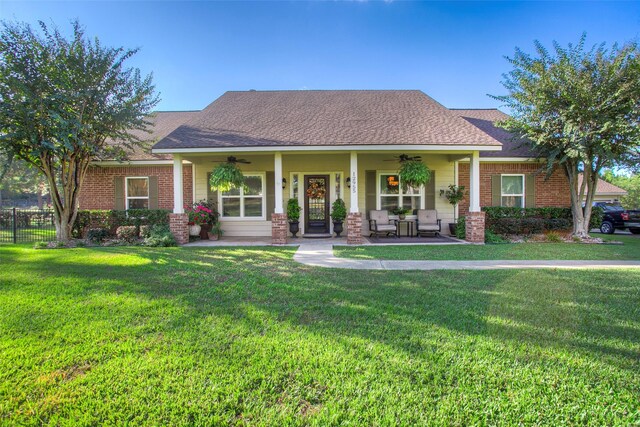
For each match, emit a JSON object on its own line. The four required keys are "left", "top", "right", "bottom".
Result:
{"left": 577, "top": 174, "right": 628, "bottom": 204}
{"left": 78, "top": 90, "right": 571, "bottom": 244}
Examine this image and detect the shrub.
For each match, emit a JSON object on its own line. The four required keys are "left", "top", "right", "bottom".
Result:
{"left": 116, "top": 226, "right": 138, "bottom": 243}
{"left": 34, "top": 241, "right": 48, "bottom": 249}
{"left": 545, "top": 231, "right": 563, "bottom": 243}
{"left": 139, "top": 225, "right": 152, "bottom": 238}
{"left": 455, "top": 217, "right": 466, "bottom": 239}
{"left": 143, "top": 225, "right": 176, "bottom": 247}
{"left": 330, "top": 198, "right": 347, "bottom": 222}
{"left": 87, "top": 228, "right": 110, "bottom": 243}
{"left": 484, "top": 230, "right": 507, "bottom": 244}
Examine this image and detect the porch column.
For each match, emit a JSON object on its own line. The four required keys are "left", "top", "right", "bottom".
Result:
{"left": 347, "top": 151, "right": 363, "bottom": 244}
{"left": 465, "top": 151, "right": 485, "bottom": 243}
{"left": 271, "top": 152, "right": 287, "bottom": 244}
{"left": 274, "top": 153, "right": 284, "bottom": 214}
{"left": 173, "top": 154, "right": 184, "bottom": 214}
{"left": 169, "top": 154, "right": 189, "bottom": 245}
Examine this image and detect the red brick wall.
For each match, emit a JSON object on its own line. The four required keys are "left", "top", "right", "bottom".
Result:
{"left": 458, "top": 162, "right": 570, "bottom": 216}
{"left": 78, "top": 164, "right": 193, "bottom": 210}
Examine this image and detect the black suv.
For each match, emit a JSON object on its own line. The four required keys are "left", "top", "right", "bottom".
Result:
{"left": 595, "top": 202, "right": 640, "bottom": 234}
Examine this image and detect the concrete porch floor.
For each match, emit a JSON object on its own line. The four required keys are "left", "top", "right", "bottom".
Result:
{"left": 185, "top": 235, "right": 467, "bottom": 247}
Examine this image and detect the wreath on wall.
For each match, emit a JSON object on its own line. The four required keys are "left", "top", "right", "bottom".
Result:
{"left": 306, "top": 181, "right": 326, "bottom": 199}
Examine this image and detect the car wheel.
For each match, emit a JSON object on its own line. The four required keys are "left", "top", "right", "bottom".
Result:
{"left": 630, "top": 228, "right": 640, "bottom": 235}
{"left": 600, "top": 221, "right": 615, "bottom": 234}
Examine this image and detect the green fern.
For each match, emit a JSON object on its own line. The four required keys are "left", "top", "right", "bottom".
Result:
{"left": 209, "top": 162, "right": 245, "bottom": 192}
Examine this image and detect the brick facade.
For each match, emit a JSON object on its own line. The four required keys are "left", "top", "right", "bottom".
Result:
{"left": 271, "top": 213, "right": 288, "bottom": 245}
{"left": 458, "top": 162, "right": 570, "bottom": 217}
{"left": 78, "top": 164, "right": 193, "bottom": 210}
{"left": 347, "top": 212, "right": 363, "bottom": 245}
{"left": 169, "top": 213, "right": 189, "bottom": 245}
{"left": 465, "top": 211, "right": 485, "bottom": 244}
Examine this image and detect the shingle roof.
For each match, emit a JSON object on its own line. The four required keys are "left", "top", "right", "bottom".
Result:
{"left": 109, "top": 111, "right": 200, "bottom": 160}
{"left": 153, "top": 90, "right": 503, "bottom": 150}
{"left": 450, "top": 109, "right": 536, "bottom": 158}
{"left": 578, "top": 174, "right": 628, "bottom": 195}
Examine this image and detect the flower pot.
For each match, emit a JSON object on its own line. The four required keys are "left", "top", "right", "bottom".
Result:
{"left": 189, "top": 224, "right": 201, "bottom": 237}
{"left": 289, "top": 221, "right": 300, "bottom": 238}
{"left": 398, "top": 214, "right": 406, "bottom": 220}
{"left": 333, "top": 220, "right": 344, "bottom": 237}
{"left": 448, "top": 223, "right": 457, "bottom": 236}
{"left": 207, "top": 232, "right": 219, "bottom": 241}
{"left": 199, "top": 223, "right": 212, "bottom": 240}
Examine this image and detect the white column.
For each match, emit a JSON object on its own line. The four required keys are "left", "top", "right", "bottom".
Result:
{"left": 349, "top": 151, "right": 359, "bottom": 213}
{"left": 469, "top": 151, "right": 481, "bottom": 212}
{"left": 274, "top": 152, "right": 284, "bottom": 214}
{"left": 454, "top": 160, "right": 459, "bottom": 219}
{"left": 173, "top": 154, "right": 184, "bottom": 214}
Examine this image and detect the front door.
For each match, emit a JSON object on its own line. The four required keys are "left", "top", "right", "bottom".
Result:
{"left": 304, "top": 175, "right": 330, "bottom": 234}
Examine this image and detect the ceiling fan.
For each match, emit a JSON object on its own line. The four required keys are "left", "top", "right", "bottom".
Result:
{"left": 384, "top": 154, "right": 422, "bottom": 163}
{"left": 212, "top": 156, "right": 252, "bottom": 164}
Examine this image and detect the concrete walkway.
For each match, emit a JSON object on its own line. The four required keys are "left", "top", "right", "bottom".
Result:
{"left": 293, "top": 243, "right": 640, "bottom": 270}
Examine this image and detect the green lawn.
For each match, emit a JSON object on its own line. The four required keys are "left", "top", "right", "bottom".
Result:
{"left": 1, "top": 245, "right": 639, "bottom": 425}
{"left": 335, "top": 234, "right": 640, "bottom": 261}
{"left": 0, "top": 226, "right": 56, "bottom": 243}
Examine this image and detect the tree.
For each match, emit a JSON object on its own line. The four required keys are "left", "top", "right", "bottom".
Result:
{"left": 601, "top": 170, "right": 640, "bottom": 209}
{"left": 492, "top": 35, "right": 640, "bottom": 237}
{"left": 0, "top": 20, "right": 158, "bottom": 240}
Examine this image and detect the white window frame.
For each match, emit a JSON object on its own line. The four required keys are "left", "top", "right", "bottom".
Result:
{"left": 500, "top": 174, "right": 525, "bottom": 208}
{"left": 125, "top": 176, "right": 149, "bottom": 210}
{"left": 219, "top": 173, "right": 266, "bottom": 220}
{"left": 376, "top": 171, "right": 425, "bottom": 214}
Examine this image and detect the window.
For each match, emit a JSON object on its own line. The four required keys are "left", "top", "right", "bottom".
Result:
{"left": 501, "top": 175, "right": 524, "bottom": 207}
{"left": 220, "top": 174, "right": 265, "bottom": 218}
{"left": 126, "top": 177, "right": 149, "bottom": 209}
{"left": 378, "top": 173, "right": 422, "bottom": 212}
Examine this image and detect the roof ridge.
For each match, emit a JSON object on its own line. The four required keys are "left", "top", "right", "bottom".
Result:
{"left": 224, "top": 89, "right": 424, "bottom": 93}
{"left": 153, "top": 110, "right": 201, "bottom": 113}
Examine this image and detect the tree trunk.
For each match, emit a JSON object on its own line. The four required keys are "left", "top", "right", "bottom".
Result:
{"left": 565, "top": 162, "right": 590, "bottom": 238}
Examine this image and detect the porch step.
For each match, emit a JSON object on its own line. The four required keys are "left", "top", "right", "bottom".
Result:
{"left": 302, "top": 233, "right": 333, "bottom": 239}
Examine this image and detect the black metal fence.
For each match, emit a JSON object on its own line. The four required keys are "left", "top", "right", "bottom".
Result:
{"left": 0, "top": 208, "right": 56, "bottom": 243}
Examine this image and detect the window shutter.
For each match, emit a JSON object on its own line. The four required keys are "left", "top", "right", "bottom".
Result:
{"left": 491, "top": 175, "right": 502, "bottom": 207}
{"left": 525, "top": 174, "right": 536, "bottom": 208}
{"left": 148, "top": 176, "right": 159, "bottom": 209}
{"left": 365, "top": 170, "right": 376, "bottom": 219}
{"left": 425, "top": 171, "right": 436, "bottom": 210}
{"left": 266, "top": 171, "right": 275, "bottom": 217}
{"left": 114, "top": 177, "right": 125, "bottom": 210}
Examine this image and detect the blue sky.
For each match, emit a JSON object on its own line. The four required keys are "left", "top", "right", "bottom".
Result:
{"left": 1, "top": 1, "right": 639, "bottom": 112}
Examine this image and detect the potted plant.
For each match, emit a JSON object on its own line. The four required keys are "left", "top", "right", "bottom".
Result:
{"left": 330, "top": 198, "right": 347, "bottom": 237}
{"left": 209, "top": 161, "right": 245, "bottom": 192}
{"left": 392, "top": 207, "right": 410, "bottom": 220}
{"left": 188, "top": 200, "right": 219, "bottom": 240}
{"left": 287, "top": 198, "right": 301, "bottom": 237}
{"left": 441, "top": 184, "right": 466, "bottom": 235}
{"left": 208, "top": 222, "right": 224, "bottom": 241}
{"left": 398, "top": 158, "right": 431, "bottom": 190}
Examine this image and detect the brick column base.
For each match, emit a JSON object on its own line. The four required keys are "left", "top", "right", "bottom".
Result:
{"left": 169, "top": 213, "right": 189, "bottom": 245}
{"left": 347, "top": 212, "right": 363, "bottom": 245}
{"left": 465, "top": 211, "right": 485, "bottom": 244}
{"left": 271, "top": 213, "right": 288, "bottom": 245}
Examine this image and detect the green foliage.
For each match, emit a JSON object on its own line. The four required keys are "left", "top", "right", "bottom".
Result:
{"left": 287, "top": 198, "right": 301, "bottom": 222}
{"left": 209, "top": 222, "right": 224, "bottom": 237}
{"left": 545, "top": 231, "right": 563, "bottom": 243}
{"left": 72, "top": 209, "right": 170, "bottom": 238}
{"left": 330, "top": 198, "right": 347, "bottom": 222}
{"left": 442, "top": 184, "right": 466, "bottom": 207}
{"left": 601, "top": 170, "right": 640, "bottom": 209}
{"left": 392, "top": 207, "right": 410, "bottom": 215}
{"left": 33, "top": 241, "right": 48, "bottom": 249}
{"left": 143, "top": 224, "right": 176, "bottom": 247}
{"left": 139, "top": 225, "right": 152, "bottom": 239}
{"left": 398, "top": 160, "right": 431, "bottom": 190}
{"left": 482, "top": 207, "right": 602, "bottom": 235}
{"left": 86, "top": 228, "right": 110, "bottom": 243}
{"left": 0, "top": 20, "right": 159, "bottom": 240}
{"left": 209, "top": 163, "right": 245, "bottom": 192}
{"left": 116, "top": 226, "right": 138, "bottom": 243}
{"left": 455, "top": 216, "right": 466, "bottom": 239}
{"left": 484, "top": 230, "right": 507, "bottom": 244}
{"left": 492, "top": 34, "right": 640, "bottom": 235}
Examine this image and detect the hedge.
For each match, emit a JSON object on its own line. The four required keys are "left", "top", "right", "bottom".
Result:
{"left": 72, "top": 209, "right": 170, "bottom": 238}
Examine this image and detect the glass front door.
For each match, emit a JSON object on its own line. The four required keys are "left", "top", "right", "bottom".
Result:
{"left": 304, "top": 175, "right": 330, "bottom": 234}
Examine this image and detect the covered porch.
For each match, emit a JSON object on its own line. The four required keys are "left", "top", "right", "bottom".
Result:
{"left": 166, "top": 147, "right": 486, "bottom": 245}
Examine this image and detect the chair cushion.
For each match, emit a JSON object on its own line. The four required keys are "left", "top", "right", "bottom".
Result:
{"left": 375, "top": 224, "right": 397, "bottom": 232}
{"left": 369, "top": 210, "right": 390, "bottom": 223}
{"left": 418, "top": 224, "right": 440, "bottom": 231}
{"left": 417, "top": 209, "right": 438, "bottom": 223}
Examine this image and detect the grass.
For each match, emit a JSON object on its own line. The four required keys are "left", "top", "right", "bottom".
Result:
{"left": 1, "top": 245, "right": 639, "bottom": 425}
{"left": 335, "top": 234, "right": 640, "bottom": 261}
{"left": 0, "top": 226, "right": 56, "bottom": 243}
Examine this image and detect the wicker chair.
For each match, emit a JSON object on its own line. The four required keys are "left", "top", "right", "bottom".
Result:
{"left": 368, "top": 210, "right": 398, "bottom": 238}
{"left": 416, "top": 209, "right": 441, "bottom": 237}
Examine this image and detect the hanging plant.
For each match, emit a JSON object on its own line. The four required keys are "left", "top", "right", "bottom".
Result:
{"left": 209, "top": 162, "right": 245, "bottom": 192}
{"left": 398, "top": 159, "right": 431, "bottom": 190}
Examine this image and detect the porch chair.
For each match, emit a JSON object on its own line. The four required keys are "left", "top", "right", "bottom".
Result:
{"left": 368, "top": 210, "right": 398, "bottom": 238}
{"left": 416, "top": 209, "right": 441, "bottom": 237}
